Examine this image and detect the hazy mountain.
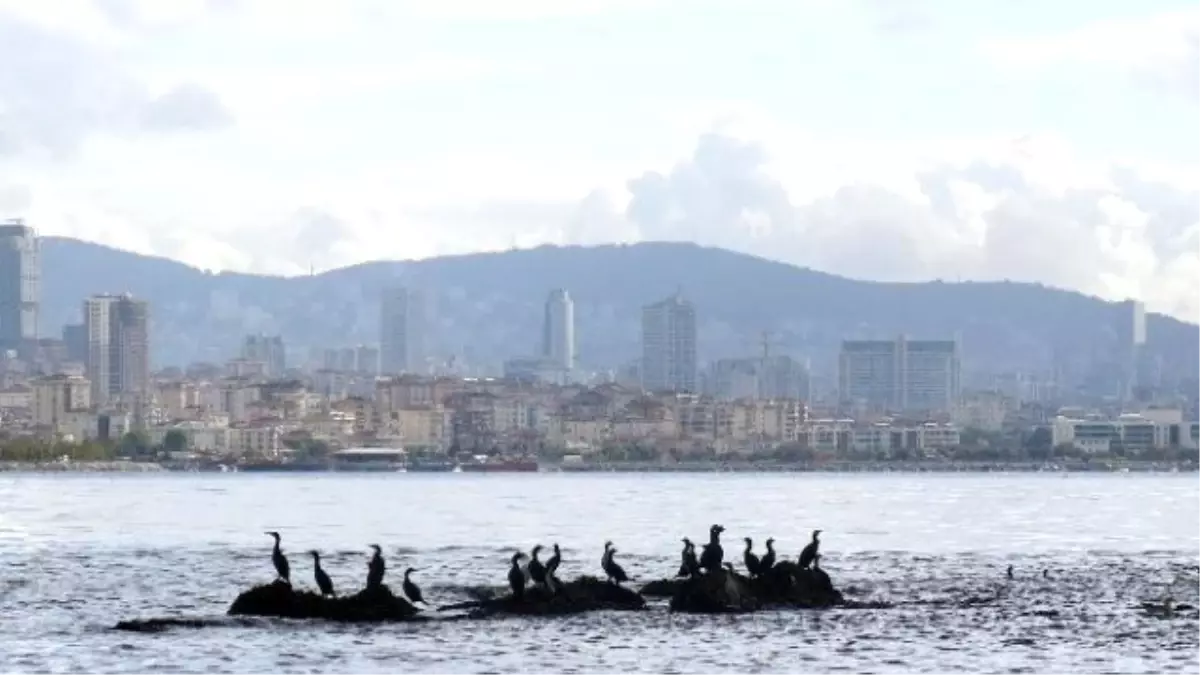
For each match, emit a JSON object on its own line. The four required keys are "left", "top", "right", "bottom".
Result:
{"left": 39, "top": 238, "right": 1199, "bottom": 385}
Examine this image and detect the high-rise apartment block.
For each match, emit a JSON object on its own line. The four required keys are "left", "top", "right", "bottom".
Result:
{"left": 84, "top": 294, "right": 150, "bottom": 407}
{"left": 241, "top": 334, "right": 286, "bottom": 378}
{"left": 542, "top": 289, "right": 575, "bottom": 372}
{"left": 380, "top": 287, "right": 426, "bottom": 374}
{"left": 0, "top": 219, "right": 39, "bottom": 356}
{"left": 838, "top": 336, "right": 961, "bottom": 413}
{"left": 641, "top": 293, "right": 697, "bottom": 393}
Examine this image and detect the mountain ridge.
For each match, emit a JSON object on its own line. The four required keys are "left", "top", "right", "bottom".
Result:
{"left": 36, "top": 237, "right": 1199, "bottom": 387}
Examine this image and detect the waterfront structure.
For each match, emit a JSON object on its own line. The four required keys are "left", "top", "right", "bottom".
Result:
{"left": 838, "top": 336, "right": 961, "bottom": 414}
{"left": 0, "top": 219, "right": 39, "bottom": 357}
{"left": 542, "top": 289, "right": 575, "bottom": 373}
{"left": 380, "top": 287, "right": 426, "bottom": 374}
{"left": 83, "top": 294, "right": 150, "bottom": 407}
{"left": 641, "top": 293, "right": 697, "bottom": 393}
{"left": 241, "top": 334, "right": 286, "bottom": 377}
{"left": 1050, "top": 409, "right": 1198, "bottom": 454}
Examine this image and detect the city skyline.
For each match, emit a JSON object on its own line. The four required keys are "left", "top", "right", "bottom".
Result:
{"left": 0, "top": 2, "right": 1196, "bottom": 322}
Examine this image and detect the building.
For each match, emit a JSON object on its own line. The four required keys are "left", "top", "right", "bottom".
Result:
{"left": 641, "top": 293, "right": 697, "bottom": 393}
{"left": 709, "top": 355, "right": 811, "bottom": 401}
{"left": 380, "top": 287, "right": 427, "bottom": 374}
{"left": 83, "top": 294, "right": 150, "bottom": 407}
{"left": 355, "top": 344, "right": 380, "bottom": 375}
{"left": 542, "top": 289, "right": 575, "bottom": 372}
{"left": 1050, "top": 409, "right": 1198, "bottom": 454}
{"left": 1114, "top": 299, "right": 1146, "bottom": 400}
{"left": 32, "top": 373, "right": 91, "bottom": 430}
{"left": 241, "top": 334, "right": 286, "bottom": 377}
{"left": 838, "top": 336, "right": 961, "bottom": 414}
{"left": 62, "top": 323, "right": 87, "bottom": 363}
{"left": 0, "top": 219, "right": 39, "bottom": 356}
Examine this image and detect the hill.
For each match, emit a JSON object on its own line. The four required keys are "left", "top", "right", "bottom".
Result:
{"left": 38, "top": 238, "right": 1199, "bottom": 385}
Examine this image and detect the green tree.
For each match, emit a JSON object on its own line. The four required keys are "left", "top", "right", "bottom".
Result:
{"left": 162, "top": 430, "right": 189, "bottom": 454}
{"left": 117, "top": 431, "right": 152, "bottom": 459}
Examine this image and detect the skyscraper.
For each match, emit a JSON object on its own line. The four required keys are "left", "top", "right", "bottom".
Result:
{"left": 84, "top": 294, "right": 150, "bottom": 407}
{"left": 838, "top": 336, "right": 961, "bottom": 413}
{"left": 380, "top": 287, "right": 426, "bottom": 374}
{"left": 542, "top": 289, "right": 575, "bottom": 372}
{"left": 0, "top": 219, "right": 39, "bottom": 356}
{"left": 1114, "top": 299, "right": 1146, "bottom": 400}
{"left": 641, "top": 293, "right": 697, "bottom": 393}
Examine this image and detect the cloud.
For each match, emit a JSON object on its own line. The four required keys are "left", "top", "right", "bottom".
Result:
{"left": 982, "top": 7, "right": 1200, "bottom": 101}
{"left": 0, "top": 7, "right": 234, "bottom": 159}
{"left": 139, "top": 83, "right": 234, "bottom": 131}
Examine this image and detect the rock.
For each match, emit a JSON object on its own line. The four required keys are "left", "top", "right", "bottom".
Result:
{"left": 439, "top": 575, "right": 645, "bottom": 617}
{"left": 227, "top": 580, "right": 422, "bottom": 622}
{"left": 638, "top": 578, "right": 685, "bottom": 597}
{"left": 669, "top": 564, "right": 844, "bottom": 614}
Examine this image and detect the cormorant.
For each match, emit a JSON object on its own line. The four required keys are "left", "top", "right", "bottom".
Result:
{"left": 528, "top": 545, "right": 548, "bottom": 587}
{"left": 743, "top": 537, "right": 761, "bottom": 577}
{"left": 759, "top": 537, "right": 776, "bottom": 573}
{"left": 508, "top": 552, "right": 527, "bottom": 600}
{"left": 698, "top": 524, "right": 725, "bottom": 573}
{"left": 677, "top": 538, "right": 698, "bottom": 577}
{"left": 309, "top": 550, "right": 334, "bottom": 597}
{"left": 798, "top": 529, "right": 822, "bottom": 570}
{"left": 1006, "top": 565, "right": 1014, "bottom": 580}
{"left": 1043, "top": 569, "right": 1049, "bottom": 579}
{"left": 545, "top": 543, "right": 562, "bottom": 579}
{"left": 402, "top": 568, "right": 426, "bottom": 606}
{"left": 602, "top": 543, "right": 629, "bottom": 585}
{"left": 265, "top": 531, "right": 290, "bottom": 584}
{"left": 366, "top": 544, "right": 385, "bottom": 590}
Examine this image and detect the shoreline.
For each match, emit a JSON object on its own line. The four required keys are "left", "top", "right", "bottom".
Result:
{"left": 0, "top": 459, "right": 1194, "bottom": 474}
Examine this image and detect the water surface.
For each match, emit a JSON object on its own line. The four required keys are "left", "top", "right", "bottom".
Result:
{"left": 1, "top": 473, "right": 1196, "bottom": 673}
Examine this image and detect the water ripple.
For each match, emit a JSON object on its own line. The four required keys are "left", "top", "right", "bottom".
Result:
{"left": 0, "top": 473, "right": 1196, "bottom": 673}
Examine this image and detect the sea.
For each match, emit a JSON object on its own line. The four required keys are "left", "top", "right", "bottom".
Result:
{"left": 0, "top": 473, "right": 1196, "bottom": 674}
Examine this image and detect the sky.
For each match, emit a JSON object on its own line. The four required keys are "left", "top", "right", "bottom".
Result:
{"left": 1, "top": 0, "right": 1197, "bottom": 321}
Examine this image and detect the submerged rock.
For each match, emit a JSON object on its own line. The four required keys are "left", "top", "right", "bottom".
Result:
{"left": 439, "top": 575, "right": 645, "bottom": 617}
{"left": 668, "top": 564, "right": 844, "bottom": 614}
{"left": 227, "top": 580, "right": 422, "bottom": 622}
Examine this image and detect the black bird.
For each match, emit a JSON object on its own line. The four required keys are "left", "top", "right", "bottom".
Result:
{"left": 798, "top": 529, "right": 822, "bottom": 570}
{"left": 528, "top": 545, "right": 548, "bottom": 587}
{"left": 743, "top": 537, "right": 761, "bottom": 577}
{"left": 508, "top": 552, "right": 527, "bottom": 600}
{"left": 677, "top": 538, "right": 699, "bottom": 577}
{"left": 265, "top": 531, "right": 290, "bottom": 584}
{"left": 759, "top": 537, "right": 776, "bottom": 573}
{"left": 602, "top": 543, "right": 629, "bottom": 585}
{"left": 545, "top": 544, "right": 562, "bottom": 578}
{"left": 699, "top": 524, "right": 725, "bottom": 573}
{"left": 309, "top": 550, "right": 334, "bottom": 597}
{"left": 1007, "top": 565, "right": 1014, "bottom": 580}
{"left": 402, "top": 567, "right": 426, "bottom": 606}
{"left": 1043, "top": 569, "right": 1049, "bottom": 579}
{"left": 366, "top": 544, "right": 385, "bottom": 590}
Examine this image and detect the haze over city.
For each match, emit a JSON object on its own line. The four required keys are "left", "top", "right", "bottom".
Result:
{"left": 1, "top": 0, "right": 1197, "bottom": 320}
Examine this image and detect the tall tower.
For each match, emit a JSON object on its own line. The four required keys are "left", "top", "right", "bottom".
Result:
{"left": 84, "top": 294, "right": 150, "bottom": 407}
{"left": 0, "top": 219, "right": 39, "bottom": 356}
{"left": 380, "top": 287, "right": 426, "bottom": 375}
{"left": 641, "top": 293, "right": 697, "bottom": 393}
{"left": 542, "top": 289, "right": 575, "bottom": 372}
